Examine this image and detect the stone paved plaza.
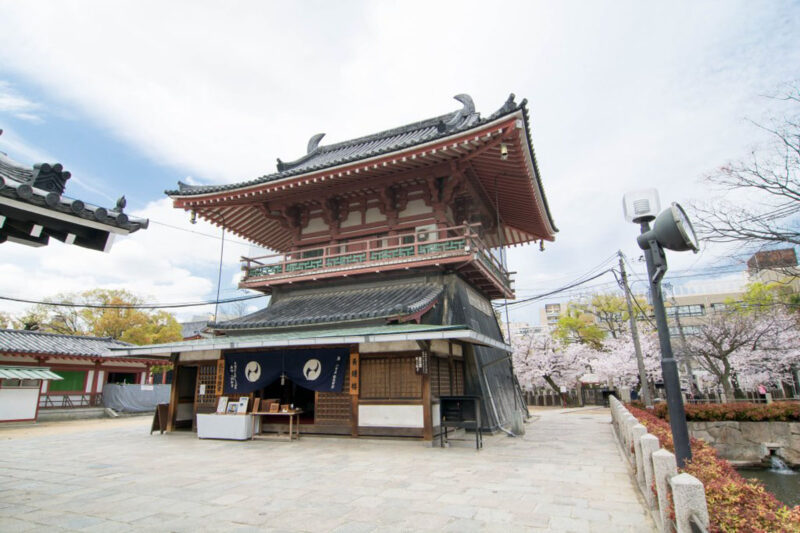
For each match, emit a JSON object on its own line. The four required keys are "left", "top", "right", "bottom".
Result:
{"left": 0, "top": 407, "right": 655, "bottom": 532}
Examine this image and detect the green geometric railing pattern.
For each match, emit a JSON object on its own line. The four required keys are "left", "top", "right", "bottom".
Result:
{"left": 369, "top": 246, "right": 415, "bottom": 261}
{"left": 285, "top": 258, "right": 323, "bottom": 272}
{"left": 325, "top": 252, "right": 367, "bottom": 267}
{"left": 248, "top": 263, "right": 284, "bottom": 277}
{"left": 477, "top": 251, "right": 510, "bottom": 285}
{"left": 417, "top": 239, "right": 466, "bottom": 255}
{"left": 244, "top": 238, "right": 512, "bottom": 291}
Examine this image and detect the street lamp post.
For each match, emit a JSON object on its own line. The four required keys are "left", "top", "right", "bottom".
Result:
{"left": 623, "top": 189, "right": 699, "bottom": 468}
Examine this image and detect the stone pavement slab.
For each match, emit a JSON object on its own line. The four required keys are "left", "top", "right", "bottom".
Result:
{"left": 0, "top": 406, "right": 654, "bottom": 532}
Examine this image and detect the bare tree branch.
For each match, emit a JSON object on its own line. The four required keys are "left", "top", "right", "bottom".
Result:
{"left": 692, "top": 83, "right": 800, "bottom": 249}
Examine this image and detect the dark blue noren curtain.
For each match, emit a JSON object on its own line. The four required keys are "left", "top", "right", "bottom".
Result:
{"left": 224, "top": 348, "right": 347, "bottom": 395}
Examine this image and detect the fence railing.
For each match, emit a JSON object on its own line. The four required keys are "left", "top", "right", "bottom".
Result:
{"left": 240, "top": 223, "right": 511, "bottom": 291}
{"left": 40, "top": 393, "right": 102, "bottom": 408}
{"left": 610, "top": 396, "right": 710, "bottom": 533}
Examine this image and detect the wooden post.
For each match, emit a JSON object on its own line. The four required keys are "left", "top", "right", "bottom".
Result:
{"left": 422, "top": 370, "right": 432, "bottom": 441}
{"left": 89, "top": 360, "right": 101, "bottom": 406}
{"left": 350, "top": 346, "right": 359, "bottom": 437}
{"left": 166, "top": 356, "right": 180, "bottom": 432}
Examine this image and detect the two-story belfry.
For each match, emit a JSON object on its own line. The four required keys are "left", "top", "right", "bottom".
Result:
{"left": 120, "top": 94, "right": 557, "bottom": 440}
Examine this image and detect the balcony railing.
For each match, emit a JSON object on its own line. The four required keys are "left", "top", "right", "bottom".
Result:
{"left": 241, "top": 224, "right": 512, "bottom": 296}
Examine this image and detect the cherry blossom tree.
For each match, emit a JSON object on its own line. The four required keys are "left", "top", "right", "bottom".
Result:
{"left": 591, "top": 332, "right": 662, "bottom": 389}
{"left": 684, "top": 306, "right": 800, "bottom": 397}
{"left": 512, "top": 331, "right": 587, "bottom": 397}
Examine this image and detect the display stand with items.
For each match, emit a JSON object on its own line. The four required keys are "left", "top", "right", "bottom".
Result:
{"left": 196, "top": 396, "right": 253, "bottom": 441}
{"left": 250, "top": 398, "right": 302, "bottom": 440}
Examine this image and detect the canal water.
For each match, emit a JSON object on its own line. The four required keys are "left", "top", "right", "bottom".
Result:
{"left": 738, "top": 457, "right": 800, "bottom": 508}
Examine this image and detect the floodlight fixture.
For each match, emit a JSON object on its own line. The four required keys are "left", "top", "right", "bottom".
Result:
{"left": 623, "top": 188, "right": 660, "bottom": 223}
{"left": 623, "top": 189, "right": 696, "bottom": 469}
{"left": 637, "top": 203, "right": 699, "bottom": 253}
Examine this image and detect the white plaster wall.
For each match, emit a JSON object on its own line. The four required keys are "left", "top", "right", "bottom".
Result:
{"left": 430, "top": 340, "right": 450, "bottom": 355}
{"left": 399, "top": 199, "right": 430, "bottom": 218}
{"left": 85, "top": 371, "right": 94, "bottom": 393}
{"left": 358, "top": 405, "right": 424, "bottom": 428}
{"left": 340, "top": 211, "right": 361, "bottom": 228}
{"left": 0, "top": 388, "right": 39, "bottom": 421}
{"left": 180, "top": 350, "right": 221, "bottom": 362}
{"left": 432, "top": 403, "right": 440, "bottom": 428}
{"left": 360, "top": 341, "right": 418, "bottom": 353}
{"left": 304, "top": 216, "right": 327, "bottom": 234}
{"left": 96, "top": 371, "right": 105, "bottom": 392}
{"left": 364, "top": 207, "right": 383, "bottom": 224}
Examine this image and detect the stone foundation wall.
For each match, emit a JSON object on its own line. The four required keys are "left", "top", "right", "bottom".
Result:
{"left": 688, "top": 421, "right": 800, "bottom": 466}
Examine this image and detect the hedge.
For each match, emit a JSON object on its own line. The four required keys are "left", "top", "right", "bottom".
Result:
{"left": 627, "top": 404, "right": 800, "bottom": 533}
{"left": 651, "top": 402, "right": 800, "bottom": 422}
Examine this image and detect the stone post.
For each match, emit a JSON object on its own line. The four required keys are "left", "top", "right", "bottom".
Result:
{"left": 652, "top": 449, "right": 678, "bottom": 532}
{"left": 632, "top": 424, "right": 647, "bottom": 488}
{"left": 640, "top": 434, "right": 660, "bottom": 508}
{"left": 670, "top": 473, "right": 709, "bottom": 533}
{"left": 619, "top": 386, "right": 631, "bottom": 403}
{"left": 624, "top": 415, "right": 638, "bottom": 460}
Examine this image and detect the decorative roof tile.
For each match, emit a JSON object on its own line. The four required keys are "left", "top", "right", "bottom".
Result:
{"left": 166, "top": 94, "right": 517, "bottom": 197}
{"left": 0, "top": 153, "right": 149, "bottom": 234}
{"left": 0, "top": 329, "right": 132, "bottom": 357}
{"left": 211, "top": 283, "right": 443, "bottom": 330}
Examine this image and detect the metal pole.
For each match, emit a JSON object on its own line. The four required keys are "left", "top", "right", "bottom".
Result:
{"left": 618, "top": 251, "right": 652, "bottom": 406}
{"left": 640, "top": 221, "right": 692, "bottom": 467}
{"left": 214, "top": 222, "right": 226, "bottom": 323}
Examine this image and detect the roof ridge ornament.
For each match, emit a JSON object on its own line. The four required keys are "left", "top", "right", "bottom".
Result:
{"left": 307, "top": 133, "right": 325, "bottom": 154}
{"left": 31, "top": 162, "right": 71, "bottom": 195}
{"left": 438, "top": 94, "right": 477, "bottom": 132}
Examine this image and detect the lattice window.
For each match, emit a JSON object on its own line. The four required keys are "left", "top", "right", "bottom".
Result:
{"left": 431, "top": 357, "right": 453, "bottom": 398}
{"left": 196, "top": 364, "right": 218, "bottom": 411}
{"left": 453, "top": 359, "right": 464, "bottom": 395}
{"left": 430, "top": 357, "right": 441, "bottom": 398}
{"left": 360, "top": 356, "right": 422, "bottom": 399}
{"left": 316, "top": 363, "right": 351, "bottom": 425}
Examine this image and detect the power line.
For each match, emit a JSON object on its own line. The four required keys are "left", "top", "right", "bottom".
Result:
{"left": 495, "top": 268, "right": 616, "bottom": 308}
{"left": 0, "top": 292, "right": 267, "bottom": 310}
{"left": 149, "top": 219, "right": 262, "bottom": 249}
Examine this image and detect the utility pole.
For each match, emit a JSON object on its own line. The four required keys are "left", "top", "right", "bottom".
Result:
{"left": 618, "top": 251, "right": 652, "bottom": 407}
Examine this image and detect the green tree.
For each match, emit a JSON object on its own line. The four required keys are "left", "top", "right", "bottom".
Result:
{"left": 19, "top": 289, "right": 183, "bottom": 346}
{"left": 727, "top": 281, "right": 795, "bottom": 315}
{"left": 553, "top": 305, "right": 605, "bottom": 349}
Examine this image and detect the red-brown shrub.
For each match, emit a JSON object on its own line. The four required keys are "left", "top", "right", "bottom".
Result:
{"left": 652, "top": 401, "right": 800, "bottom": 422}
{"left": 627, "top": 404, "right": 800, "bottom": 533}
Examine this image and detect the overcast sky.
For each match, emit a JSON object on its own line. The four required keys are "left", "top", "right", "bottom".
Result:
{"left": 0, "top": 1, "right": 798, "bottom": 324}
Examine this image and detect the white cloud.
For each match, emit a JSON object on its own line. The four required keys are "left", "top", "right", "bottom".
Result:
{"left": 0, "top": 1, "right": 797, "bottom": 326}
{"left": 0, "top": 80, "right": 42, "bottom": 122}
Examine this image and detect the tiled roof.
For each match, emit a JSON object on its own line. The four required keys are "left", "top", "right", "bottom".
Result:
{"left": 0, "top": 329, "right": 132, "bottom": 357}
{"left": 0, "top": 153, "right": 149, "bottom": 233}
{"left": 180, "top": 320, "right": 209, "bottom": 339}
{"left": 167, "top": 93, "right": 524, "bottom": 197}
{"left": 211, "top": 283, "right": 443, "bottom": 330}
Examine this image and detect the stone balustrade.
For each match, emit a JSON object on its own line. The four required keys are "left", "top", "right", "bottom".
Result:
{"left": 609, "top": 396, "right": 710, "bottom": 533}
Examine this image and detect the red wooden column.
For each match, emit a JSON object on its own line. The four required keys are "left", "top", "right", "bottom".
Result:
{"left": 89, "top": 360, "right": 102, "bottom": 406}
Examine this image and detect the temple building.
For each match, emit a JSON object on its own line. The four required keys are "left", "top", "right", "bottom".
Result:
{"left": 118, "top": 94, "right": 557, "bottom": 440}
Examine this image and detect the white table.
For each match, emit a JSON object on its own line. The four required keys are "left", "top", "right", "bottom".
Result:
{"left": 196, "top": 413, "right": 253, "bottom": 440}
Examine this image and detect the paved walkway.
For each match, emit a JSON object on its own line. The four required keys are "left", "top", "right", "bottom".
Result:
{"left": 0, "top": 407, "right": 654, "bottom": 532}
